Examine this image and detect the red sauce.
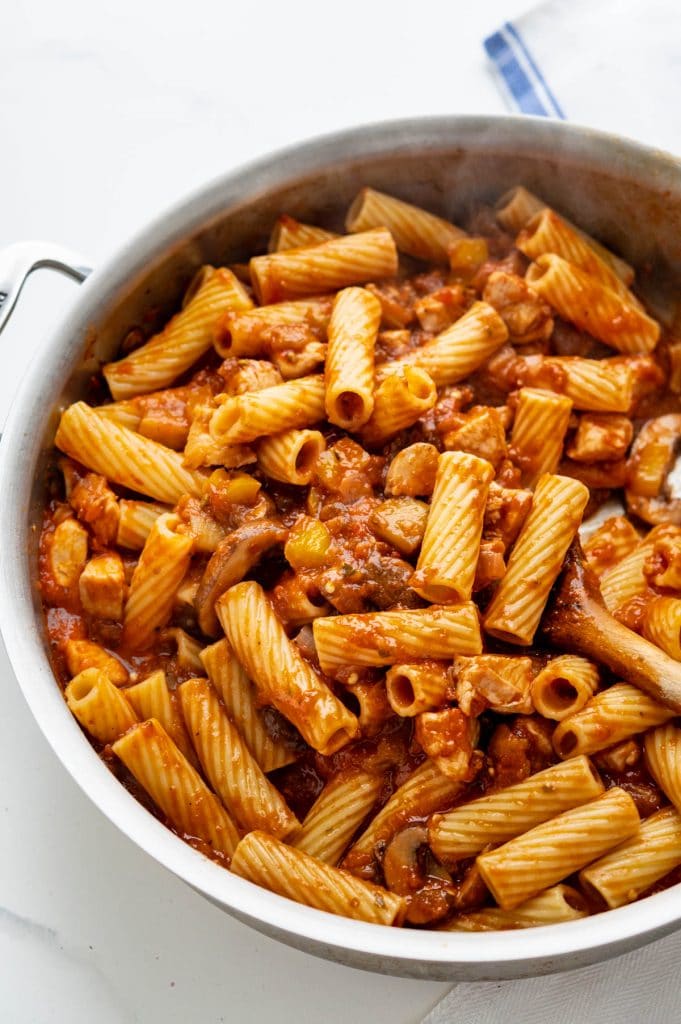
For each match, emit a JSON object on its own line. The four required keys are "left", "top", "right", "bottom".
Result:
{"left": 36, "top": 197, "right": 681, "bottom": 928}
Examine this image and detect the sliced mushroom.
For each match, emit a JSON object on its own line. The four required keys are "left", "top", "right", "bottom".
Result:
{"left": 195, "top": 520, "right": 287, "bottom": 636}
{"left": 626, "top": 414, "right": 681, "bottom": 525}
{"left": 383, "top": 825, "right": 456, "bottom": 925}
{"left": 383, "top": 825, "right": 430, "bottom": 895}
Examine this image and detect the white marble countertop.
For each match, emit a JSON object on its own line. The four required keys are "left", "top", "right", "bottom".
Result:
{"left": 0, "top": 2, "right": 560, "bottom": 1021}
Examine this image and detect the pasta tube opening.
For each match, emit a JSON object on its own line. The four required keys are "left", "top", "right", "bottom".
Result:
{"left": 295, "top": 436, "right": 322, "bottom": 475}
{"left": 389, "top": 672, "right": 416, "bottom": 709}
{"left": 333, "top": 389, "right": 369, "bottom": 428}
{"left": 539, "top": 677, "right": 578, "bottom": 715}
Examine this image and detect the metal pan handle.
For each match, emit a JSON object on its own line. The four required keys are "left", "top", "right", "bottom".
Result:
{"left": 0, "top": 242, "right": 92, "bottom": 336}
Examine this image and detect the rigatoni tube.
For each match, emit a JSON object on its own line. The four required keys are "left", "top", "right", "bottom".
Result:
{"left": 103, "top": 267, "right": 253, "bottom": 399}
{"left": 256, "top": 429, "right": 325, "bottom": 486}
{"left": 125, "top": 669, "right": 197, "bottom": 766}
{"left": 543, "top": 355, "right": 646, "bottom": 414}
{"left": 644, "top": 723, "right": 681, "bottom": 813}
{"left": 599, "top": 526, "right": 665, "bottom": 615}
{"left": 509, "top": 387, "right": 572, "bottom": 487}
{"left": 553, "top": 682, "right": 675, "bottom": 759}
{"left": 313, "top": 604, "right": 482, "bottom": 676}
{"left": 325, "top": 286, "right": 381, "bottom": 431}
{"left": 112, "top": 719, "right": 239, "bottom": 860}
{"left": 249, "top": 228, "right": 398, "bottom": 304}
{"left": 643, "top": 597, "right": 681, "bottom": 660}
{"left": 411, "top": 451, "right": 494, "bottom": 603}
{"left": 495, "top": 186, "right": 634, "bottom": 285}
{"left": 179, "top": 677, "right": 299, "bottom": 838}
{"left": 476, "top": 787, "right": 640, "bottom": 909}
{"left": 386, "top": 661, "right": 451, "bottom": 717}
{"left": 209, "top": 375, "right": 325, "bottom": 445}
{"left": 517, "top": 209, "right": 637, "bottom": 305}
{"left": 378, "top": 301, "right": 508, "bottom": 386}
{"left": 230, "top": 831, "right": 406, "bottom": 925}
{"left": 530, "top": 656, "right": 600, "bottom": 721}
{"left": 200, "top": 639, "right": 297, "bottom": 772}
{"left": 216, "top": 582, "right": 359, "bottom": 756}
{"left": 269, "top": 216, "right": 337, "bottom": 252}
{"left": 55, "top": 402, "right": 205, "bottom": 504}
{"left": 343, "top": 762, "right": 464, "bottom": 879}
{"left": 580, "top": 806, "right": 681, "bottom": 909}
{"left": 65, "top": 668, "right": 137, "bottom": 744}
{"left": 345, "top": 187, "right": 465, "bottom": 263}
{"left": 526, "top": 254, "right": 659, "bottom": 354}
{"left": 483, "top": 473, "right": 589, "bottom": 645}
{"left": 121, "top": 513, "right": 193, "bottom": 650}
{"left": 361, "top": 367, "right": 436, "bottom": 445}
{"left": 428, "top": 756, "right": 603, "bottom": 863}
{"left": 292, "top": 771, "right": 382, "bottom": 865}
{"left": 216, "top": 295, "right": 334, "bottom": 358}
{"left": 442, "top": 885, "right": 588, "bottom": 931}
{"left": 116, "top": 500, "right": 169, "bottom": 550}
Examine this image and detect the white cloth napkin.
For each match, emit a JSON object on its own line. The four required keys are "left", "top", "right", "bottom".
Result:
{"left": 423, "top": 929, "right": 681, "bottom": 1024}
{"left": 424, "top": 3, "right": 681, "bottom": 1020}
{"left": 484, "top": 0, "right": 681, "bottom": 156}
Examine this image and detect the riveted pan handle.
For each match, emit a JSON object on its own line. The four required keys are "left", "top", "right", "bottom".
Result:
{"left": 0, "top": 242, "right": 92, "bottom": 336}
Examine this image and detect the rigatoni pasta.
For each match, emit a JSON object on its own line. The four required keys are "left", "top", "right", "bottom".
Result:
{"left": 411, "top": 451, "right": 494, "bottom": 603}
{"left": 644, "top": 723, "right": 681, "bottom": 813}
{"left": 65, "top": 668, "right": 137, "bottom": 744}
{"left": 552, "top": 683, "right": 675, "bottom": 758}
{"left": 199, "top": 639, "right": 297, "bottom": 772}
{"left": 55, "top": 402, "right": 205, "bottom": 504}
{"left": 483, "top": 474, "right": 589, "bottom": 645}
{"left": 269, "top": 215, "right": 337, "bottom": 252}
{"left": 313, "top": 604, "right": 482, "bottom": 675}
{"left": 530, "top": 656, "right": 599, "bottom": 721}
{"left": 509, "top": 388, "right": 572, "bottom": 487}
{"left": 517, "top": 209, "right": 637, "bottom": 305}
{"left": 256, "top": 429, "right": 325, "bottom": 486}
{"left": 292, "top": 771, "right": 382, "bottom": 865}
{"left": 378, "top": 301, "right": 508, "bottom": 385}
{"left": 428, "top": 756, "right": 603, "bottom": 863}
{"left": 104, "top": 267, "right": 253, "bottom": 399}
{"left": 442, "top": 885, "right": 588, "bottom": 931}
{"left": 217, "top": 581, "right": 359, "bottom": 756}
{"left": 179, "top": 677, "right": 299, "bottom": 838}
{"left": 41, "top": 184, "right": 681, "bottom": 933}
{"left": 209, "top": 375, "right": 325, "bottom": 445}
{"left": 643, "top": 597, "right": 681, "bottom": 660}
{"left": 249, "top": 228, "right": 398, "bottom": 304}
{"left": 385, "top": 661, "right": 451, "bottom": 717}
{"left": 361, "top": 366, "right": 436, "bottom": 444}
{"left": 345, "top": 187, "right": 465, "bottom": 263}
{"left": 122, "top": 513, "right": 193, "bottom": 649}
{"left": 580, "top": 806, "right": 681, "bottom": 909}
{"left": 125, "top": 668, "right": 197, "bottom": 766}
{"left": 324, "top": 286, "right": 381, "bottom": 430}
{"left": 495, "top": 185, "right": 634, "bottom": 284}
{"left": 343, "top": 762, "right": 465, "bottom": 879}
{"left": 476, "top": 788, "right": 640, "bottom": 909}
{"left": 231, "top": 831, "right": 406, "bottom": 925}
{"left": 112, "top": 719, "right": 239, "bottom": 860}
{"left": 116, "top": 499, "right": 169, "bottom": 549}
{"left": 526, "top": 254, "right": 659, "bottom": 354}
{"left": 216, "top": 295, "right": 334, "bottom": 358}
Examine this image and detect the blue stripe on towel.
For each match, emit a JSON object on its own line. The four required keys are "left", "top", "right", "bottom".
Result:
{"left": 484, "top": 30, "right": 550, "bottom": 116}
{"left": 504, "top": 21, "right": 566, "bottom": 119}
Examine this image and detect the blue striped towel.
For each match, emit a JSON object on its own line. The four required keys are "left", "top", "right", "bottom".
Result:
{"left": 484, "top": 0, "right": 681, "bottom": 155}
